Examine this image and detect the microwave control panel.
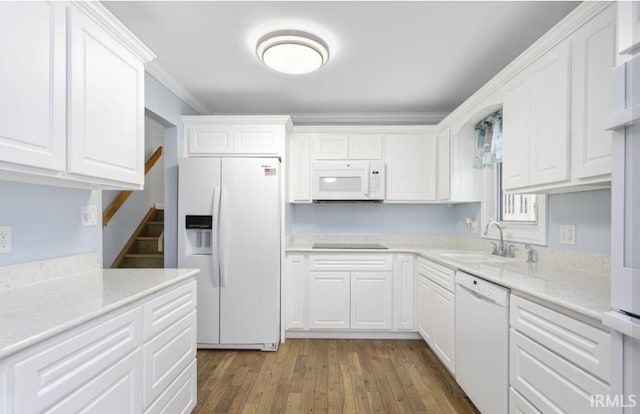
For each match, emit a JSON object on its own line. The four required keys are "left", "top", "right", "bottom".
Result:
{"left": 369, "top": 161, "right": 385, "bottom": 198}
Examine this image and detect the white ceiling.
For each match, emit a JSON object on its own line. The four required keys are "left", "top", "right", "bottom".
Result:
{"left": 104, "top": 1, "right": 579, "bottom": 122}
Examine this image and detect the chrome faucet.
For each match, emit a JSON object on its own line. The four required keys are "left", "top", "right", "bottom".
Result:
{"left": 484, "top": 218, "right": 510, "bottom": 257}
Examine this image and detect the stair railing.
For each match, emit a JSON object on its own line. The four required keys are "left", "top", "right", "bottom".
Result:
{"left": 103, "top": 146, "right": 163, "bottom": 227}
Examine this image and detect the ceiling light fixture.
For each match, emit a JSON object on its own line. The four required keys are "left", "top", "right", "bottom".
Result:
{"left": 256, "top": 30, "right": 329, "bottom": 75}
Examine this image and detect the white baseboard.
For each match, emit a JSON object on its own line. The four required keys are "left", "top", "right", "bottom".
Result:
{"left": 284, "top": 330, "right": 421, "bottom": 340}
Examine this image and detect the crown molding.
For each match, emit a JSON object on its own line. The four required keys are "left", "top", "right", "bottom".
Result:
{"left": 182, "top": 115, "right": 292, "bottom": 127}
{"left": 145, "top": 61, "right": 211, "bottom": 115}
{"left": 438, "top": 1, "right": 613, "bottom": 131}
{"left": 69, "top": 1, "right": 156, "bottom": 63}
{"left": 291, "top": 112, "right": 447, "bottom": 126}
{"left": 291, "top": 124, "right": 439, "bottom": 135}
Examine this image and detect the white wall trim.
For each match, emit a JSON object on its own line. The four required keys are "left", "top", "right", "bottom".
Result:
{"left": 69, "top": 1, "right": 156, "bottom": 63}
{"left": 291, "top": 124, "right": 439, "bottom": 135}
{"left": 291, "top": 112, "right": 448, "bottom": 126}
{"left": 285, "top": 330, "right": 421, "bottom": 340}
{"left": 145, "top": 61, "right": 210, "bottom": 115}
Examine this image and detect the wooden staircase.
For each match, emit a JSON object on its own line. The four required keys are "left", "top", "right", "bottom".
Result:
{"left": 111, "top": 208, "right": 164, "bottom": 268}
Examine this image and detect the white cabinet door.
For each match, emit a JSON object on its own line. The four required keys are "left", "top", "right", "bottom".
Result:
{"left": 285, "top": 255, "right": 306, "bottom": 329}
{"left": 313, "top": 134, "right": 349, "bottom": 159}
{"left": 144, "top": 360, "right": 196, "bottom": 414}
{"left": 288, "top": 134, "right": 312, "bottom": 202}
{"left": 416, "top": 274, "right": 435, "bottom": 345}
{"left": 45, "top": 350, "right": 142, "bottom": 414}
{"left": 528, "top": 41, "right": 571, "bottom": 187}
{"left": 309, "top": 271, "right": 350, "bottom": 329}
{"left": 234, "top": 125, "right": 280, "bottom": 154}
{"left": 384, "top": 134, "right": 437, "bottom": 201}
{"left": 431, "top": 282, "right": 455, "bottom": 374}
{"left": 348, "top": 134, "right": 382, "bottom": 159}
{"left": 0, "top": 2, "right": 66, "bottom": 171}
{"left": 67, "top": 7, "right": 145, "bottom": 185}
{"left": 186, "top": 124, "right": 234, "bottom": 155}
{"left": 393, "top": 255, "right": 415, "bottom": 331}
{"left": 436, "top": 129, "right": 451, "bottom": 201}
{"left": 350, "top": 272, "right": 392, "bottom": 330}
{"left": 572, "top": 5, "right": 616, "bottom": 180}
{"left": 617, "top": 1, "right": 640, "bottom": 55}
{"left": 502, "top": 72, "right": 531, "bottom": 190}
{"left": 510, "top": 329, "right": 610, "bottom": 414}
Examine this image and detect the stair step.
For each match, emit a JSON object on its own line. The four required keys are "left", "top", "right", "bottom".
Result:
{"left": 154, "top": 209, "right": 164, "bottom": 222}
{"left": 132, "top": 237, "right": 161, "bottom": 254}
{"left": 122, "top": 254, "right": 164, "bottom": 268}
{"left": 140, "top": 222, "right": 164, "bottom": 237}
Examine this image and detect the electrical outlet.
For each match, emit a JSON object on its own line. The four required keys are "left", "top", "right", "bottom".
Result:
{"left": 0, "top": 226, "right": 12, "bottom": 254}
{"left": 81, "top": 205, "right": 98, "bottom": 227}
{"left": 559, "top": 224, "right": 576, "bottom": 245}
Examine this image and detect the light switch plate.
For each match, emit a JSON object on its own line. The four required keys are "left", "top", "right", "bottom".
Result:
{"left": 0, "top": 226, "right": 12, "bottom": 254}
{"left": 81, "top": 205, "right": 98, "bottom": 227}
{"left": 559, "top": 224, "right": 576, "bottom": 245}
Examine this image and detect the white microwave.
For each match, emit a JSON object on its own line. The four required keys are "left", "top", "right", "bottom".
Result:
{"left": 312, "top": 160, "right": 385, "bottom": 201}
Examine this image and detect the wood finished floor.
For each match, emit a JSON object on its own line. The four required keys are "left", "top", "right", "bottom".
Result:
{"left": 194, "top": 339, "right": 479, "bottom": 414}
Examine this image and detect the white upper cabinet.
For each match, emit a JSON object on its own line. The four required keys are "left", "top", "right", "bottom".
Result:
{"left": 0, "top": 2, "right": 154, "bottom": 189}
{"left": 503, "top": 71, "right": 531, "bottom": 190}
{"left": 384, "top": 133, "right": 437, "bottom": 202}
{"left": 528, "top": 41, "right": 571, "bottom": 187}
{"left": 312, "top": 133, "right": 382, "bottom": 160}
{"left": 503, "top": 40, "right": 571, "bottom": 191}
{"left": 288, "top": 134, "right": 312, "bottom": 203}
{"left": 312, "top": 134, "right": 349, "bottom": 159}
{"left": 617, "top": 1, "right": 640, "bottom": 55}
{"left": 436, "top": 129, "right": 451, "bottom": 201}
{"left": 571, "top": 4, "right": 616, "bottom": 180}
{"left": 0, "top": 2, "right": 66, "bottom": 172}
{"left": 183, "top": 116, "right": 289, "bottom": 157}
{"left": 67, "top": 7, "right": 145, "bottom": 186}
{"left": 348, "top": 134, "right": 383, "bottom": 159}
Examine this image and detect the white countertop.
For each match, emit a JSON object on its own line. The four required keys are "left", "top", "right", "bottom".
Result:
{"left": 0, "top": 268, "right": 199, "bottom": 360}
{"left": 287, "top": 241, "right": 610, "bottom": 321}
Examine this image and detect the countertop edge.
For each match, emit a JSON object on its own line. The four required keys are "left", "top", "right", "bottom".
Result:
{"left": 0, "top": 269, "right": 199, "bottom": 360}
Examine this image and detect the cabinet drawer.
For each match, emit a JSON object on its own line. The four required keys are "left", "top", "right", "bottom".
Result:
{"left": 143, "top": 311, "right": 197, "bottom": 407}
{"left": 510, "top": 295, "right": 611, "bottom": 382}
{"left": 308, "top": 255, "right": 392, "bottom": 271}
{"left": 143, "top": 281, "right": 197, "bottom": 341}
{"left": 417, "top": 257, "right": 455, "bottom": 292}
{"left": 42, "top": 349, "right": 142, "bottom": 414}
{"left": 144, "top": 360, "right": 196, "bottom": 414}
{"left": 510, "top": 329, "right": 609, "bottom": 413}
{"left": 10, "top": 307, "right": 142, "bottom": 414}
{"left": 509, "top": 387, "right": 541, "bottom": 414}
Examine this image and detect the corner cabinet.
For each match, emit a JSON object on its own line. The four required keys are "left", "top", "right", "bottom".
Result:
{"left": 0, "top": 2, "right": 154, "bottom": 190}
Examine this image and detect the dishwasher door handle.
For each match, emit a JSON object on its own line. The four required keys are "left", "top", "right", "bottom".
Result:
{"left": 457, "top": 283, "right": 499, "bottom": 306}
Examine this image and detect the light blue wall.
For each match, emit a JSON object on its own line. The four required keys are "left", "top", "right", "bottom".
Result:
{"left": 547, "top": 189, "right": 611, "bottom": 255}
{"left": 291, "top": 203, "right": 462, "bottom": 234}
{"left": 0, "top": 181, "right": 101, "bottom": 266}
{"left": 143, "top": 72, "right": 198, "bottom": 267}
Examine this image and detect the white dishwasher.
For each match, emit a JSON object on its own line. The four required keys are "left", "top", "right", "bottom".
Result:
{"left": 455, "top": 271, "right": 509, "bottom": 414}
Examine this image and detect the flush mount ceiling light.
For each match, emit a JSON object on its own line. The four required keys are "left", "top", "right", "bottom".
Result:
{"left": 256, "top": 30, "right": 329, "bottom": 75}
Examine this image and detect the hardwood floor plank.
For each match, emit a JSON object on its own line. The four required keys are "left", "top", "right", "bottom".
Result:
{"left": 193, "top": 339, "right": 479, "bottom": 414}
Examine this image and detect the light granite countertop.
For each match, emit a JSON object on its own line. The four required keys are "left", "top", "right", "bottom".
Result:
{"left": 287, "top": 236, "right": 611, "bottom": 322}
{"left": 0, "top": 268, "right": 199, "bottom": 360}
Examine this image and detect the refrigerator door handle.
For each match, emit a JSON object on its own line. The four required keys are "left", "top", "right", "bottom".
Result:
{"left": 220, "top": 186, "right": 228, "bottom": 287}
{"left": 212, "top": 186, "right": 221, "bottom": 287}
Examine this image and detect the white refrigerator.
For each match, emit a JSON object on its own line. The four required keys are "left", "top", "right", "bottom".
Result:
{"left": 178, "top": 157, "right": 280, "bottom": 350}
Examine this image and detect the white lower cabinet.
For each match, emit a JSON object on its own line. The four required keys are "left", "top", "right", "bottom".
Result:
{"left": 415, "top": 257, "right": 455, "bottom": 374}
{"left": 0, "top": 280, "right": 197, "bottom": 414}
{"left": 285, "top": 254, "right": 410, "bottom": 333}
{"left": 350, "top": 272, "right": 393, "bottom": 330}
{"left": 509, "top": 294, "right": 615, "bottom": 414}
{"left": 309, "top": 271, "right": 351, "bottom": 329}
